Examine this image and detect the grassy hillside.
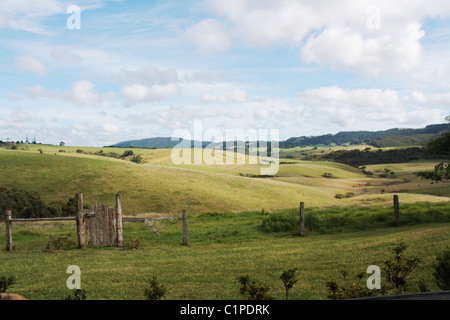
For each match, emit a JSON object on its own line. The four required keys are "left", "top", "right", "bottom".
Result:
{"left": 1, "top": 145, "right": 449, "bottom": 215}
{"left": 1, "top": 146, "right": 448, "bottom": 216}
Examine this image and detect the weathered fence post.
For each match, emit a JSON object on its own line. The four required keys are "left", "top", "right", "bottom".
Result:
{"left": 299, "top": 202, "right": 305, "bottom": 237}
{"left": 182, "top": 209, "right": 188, "bottom": 246}
{"left": 116, "top": 194, "right": 124, "bottom": 247}
{"left": 394, "top": 195, "right": 400, "bottom": 227}
{"left": 5, "top": 210, "right": 13, "bottom": 252}
{"left": 76, "top": 193, "right": 86, "bottom": 249}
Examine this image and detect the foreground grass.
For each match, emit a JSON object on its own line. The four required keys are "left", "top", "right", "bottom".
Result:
{"left": 1, "top": 203, "right": 449, "bottom": 300}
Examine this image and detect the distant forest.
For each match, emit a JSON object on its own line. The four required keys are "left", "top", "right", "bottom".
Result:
{"left": 307, "top": 147, "right": 450, "bottom": 167}
{"left": 280, "top": 123, "right": 450, "bottom": 148}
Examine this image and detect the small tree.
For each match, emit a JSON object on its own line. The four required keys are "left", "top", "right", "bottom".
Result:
{"left": 144, "top": 276, "right": 166, "bottom": 300}
{"left": 0, "top": 275, "right": 15, "bottom": 293}
{"left": 280, "top": 267, "right": 298, "bottom": 300}
{"left": 237, "top": 275, "right": 273, "bottom": 300}
{"left": 433, "top": 248, "right": 450, "bottom": 290}
{"left": 237, "top": 275, "right": 251, "bottom": 298}
{"left": 416, "top": 116, "right": 450, "bottom": 181}
{"left": 64, "top": 289, "right": 87, "bottom": 300}
{"left": 383, "top": 243, "right": 421, "bottom": 292}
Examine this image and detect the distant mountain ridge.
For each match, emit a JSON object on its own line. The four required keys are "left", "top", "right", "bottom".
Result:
{"left": 109, "top": 123, "right": 450, "bottom": 149}
{"left": 280, "top": 123, "right": 450, "bottom": 148}
{"left": 108, "top": 137, "right": 213, "bottom": 149}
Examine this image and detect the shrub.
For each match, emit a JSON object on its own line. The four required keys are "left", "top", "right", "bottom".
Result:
{"left": 0, "top": 188, "right": 52, "bottom": 219}
{"left": 345, "top": 192, "right": 355, "bottom": 198}
{"left": 76, "top": 149, "right": 84, "bottom": 153}
{"left": 325, "top": 270, "right": 383, "bottom": 300}
{"left": 433, "top": 248, "right": 450, "bottom": 290}
{"left": 144, "top": 276, "right": 166, "bottom": 300}
{"left": 258, "top": 214, "right": 297, "bottom": 233}
{"left": 280, "top": 267, "right": 298, "bottom": 300}
{"left": 128, "top": 233, "right": 143, "bottom": 249}
{"left": 121, "top": 150, "right": 134, "bottom": 158}
{"left": 64, "top": 289, "right": 87, "bottom": 300}
{"left": 383, "top": 243, "right": 421, "bottom": 292}
{"left": 0, "top": 275, "right": 15, "bottom": 293}
{"left": 322, "top": 173, "right": 334, "bottom": 178}
{"left": 130, "top": 155, "right": 143, "bottom": 164}
{"left": 51, "top": 234, "right": 75, "bottom": 250}
{"left": 237, "top": 275, "right": 273, "bottom": 300}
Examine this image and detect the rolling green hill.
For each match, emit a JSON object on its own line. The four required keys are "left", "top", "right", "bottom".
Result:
{"left": 0, "top": 146, "right": 448, "bottom": 216}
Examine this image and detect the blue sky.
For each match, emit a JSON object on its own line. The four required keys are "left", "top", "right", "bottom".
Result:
{"left": 1, "top": 0, "right": 449, "bottom": 146}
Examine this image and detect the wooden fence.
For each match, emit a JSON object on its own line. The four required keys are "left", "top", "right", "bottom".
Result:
{"left": 3, "top": 193, "right": 188, "bottom": 252}
{"left": 4, "top": 193, "right": 402, "bottom": 250}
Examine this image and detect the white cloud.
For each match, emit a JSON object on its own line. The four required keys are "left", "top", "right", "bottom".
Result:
{"left": 196, "top": 0, "right": 450, "bottom": 75}
{"left": 253, "top": 108, "right": 273, "bottom": 120}
{"left": 0, "top": 0, "right": 64, "bottom": 34}
{"left": 299, "top": 86, "right": 403, "bottom": 113}
{"left": 185, "top": 18, "right": 232, "bottom": 55}
{"left": 298, "top": 86, "right": 447, "bottom": 127}
{"left": 102, "top": 123, "right": 120, "bottom": 133}
{"left": 120, "top": 83, "right": 180, "bottom": 103}
{"left": 51, "top": 46, "right": 83, "bottom": 64}
{"left": 64, "top": 80, "right": 101, "bottom": 106}
{"left": 301, "top": 24, "right": 425, "bottom": 75}
{"left": 20, "top": 85, "right": 59, "bottom": 100}
{"left": 14, "top": 56, "right": 48, "bottom": 76}
{"left": 201, "top": 90, "right": 247, "bottom": 104}
{"left": 113, "top": 66, "right": 179, "bottom": 86}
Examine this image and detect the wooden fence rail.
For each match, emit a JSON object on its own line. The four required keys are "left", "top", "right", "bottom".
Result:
{"left": 10, "top": 217, "right": 76, "bottom": 222}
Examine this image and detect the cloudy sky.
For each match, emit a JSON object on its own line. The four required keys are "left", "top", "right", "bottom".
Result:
{"left": 1, "top": 0, "right": 449, "bottom": 146}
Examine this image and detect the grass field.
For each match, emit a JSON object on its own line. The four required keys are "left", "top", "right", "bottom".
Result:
{"left": 1, "top": 203, "right": 449, "bottom": 300}
{"left": 0, "top": 144, "right": 449, "bottom": 300}
{"left": 0, "top": 146, "right": 448, "bottom": 215}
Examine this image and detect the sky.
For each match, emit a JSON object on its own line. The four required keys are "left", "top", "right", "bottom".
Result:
{"left": 0, "top": 0, "right": 449, "bottom": 147}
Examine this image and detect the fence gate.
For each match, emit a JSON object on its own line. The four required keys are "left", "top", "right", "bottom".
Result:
{"left": 84, "top": 203, "right": 116, "bottom": 246}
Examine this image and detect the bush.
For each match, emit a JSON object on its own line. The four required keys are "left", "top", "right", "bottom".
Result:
{"left": 433, "top": 248, "right": 450, "bottom": 290}
{"left": 130, "top": 155, "right": 143, "bottom": 164}
{"left": 383, "top": 243, "right": 421, "bottom": 292}
{"left": 144, "top": 276, "right": 166, "bottom": 300}
{"left": 128, "top": 233, "right": 143, "bottom": 249}
{"left": 325, "top": 270, "right": 382, "bottom": 300}
{"left": 280, "top": 267, "right": 298, "bottom": 300}
{"left": 120, "top": 150, "right": 134, "bottom": 158}
{"left": 0, "top": 275, "right": 15, "bottom": 293}
{"left": 64, "top": 289, "right": 87, "bottom": 300}
{"left": 0, "top": 188, "right": 52, "bottom": 219}
{"left": 259, "top": 214, "right": 297, "bottom": 233}
{"left": 237, "top": 275, "right": 273, "bottom": 300}
{"left": 51, "top": 234, "right": 75, "bottom": 250}
{"left": 322, "top": 173, "right": 334, "bottom": 178}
